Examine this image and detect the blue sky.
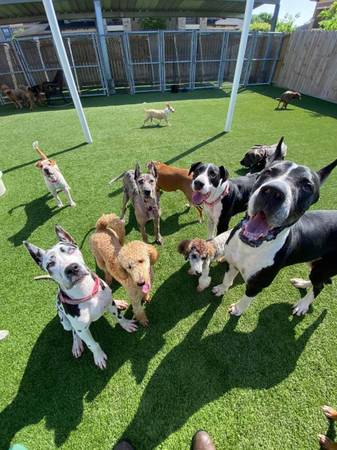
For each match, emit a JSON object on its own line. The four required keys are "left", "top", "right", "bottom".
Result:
{"left": 254, "top": 0, "right": 316, "bottom": 25}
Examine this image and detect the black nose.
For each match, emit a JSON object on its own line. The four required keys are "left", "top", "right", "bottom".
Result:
{"left": 194, "top": 180, "right": 204, "bottom": 191}
{"left": 143, "top": 190, "right": 151, "bottom": 197}
{"left": 260, "top": 185, "right": 285, "bottom": 202}
{"left": 65, "top": 263, "right": 80, "bottom": 277}
{"left": 195, "top": 270, "right": 202, "bottom": 276}
{"left": 137, "top": 281, "right": 145, "bottom": 287}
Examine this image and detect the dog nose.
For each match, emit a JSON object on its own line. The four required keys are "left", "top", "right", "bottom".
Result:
{"left": 65, "top": 263, "right": 80, "bottom": 277}
{"left": 195, "top": 270, "right": 202, "bottom": 276}
{"left": 194, "top": 180, "right": 204, "bottom": 191}
{"left": 137, "top": 281, "right": 145, "bottom": 287}
{"left": 260, "top": 185, "right": 285, "bottom": 202}
{"left": 143, "top": 190, "right": 151, "bottom": 197}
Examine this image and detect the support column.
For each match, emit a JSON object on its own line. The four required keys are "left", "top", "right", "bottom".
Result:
{"left": 94, "top": 0, "right": 114, "bottom": 93}
{"left": 224, "top": 0, "right": 254, "bottom": 133}
{"left": 270, "top": 2, "right": 280, "bottom": 32}
{"left": 42, "top": 0, "right": 93, "bottom": 144}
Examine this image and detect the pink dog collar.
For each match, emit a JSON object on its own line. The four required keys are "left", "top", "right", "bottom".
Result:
{"left": 58, "top": 274, "right": 101, "bottom": 305}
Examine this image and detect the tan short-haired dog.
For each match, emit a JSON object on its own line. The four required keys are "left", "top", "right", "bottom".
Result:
{"left": 1, "top": 84, "right": 34, "bottom": 110}
{"left": 90, "top": 213, "right": 159, "bottom": 326}
{"left": 143, "top": 103, "right": 175, "bottom": 127}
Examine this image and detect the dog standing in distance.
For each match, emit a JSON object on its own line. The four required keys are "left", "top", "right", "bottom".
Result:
{"left": 34, "top": 141, "right": 76, "bottom": 208}
{"left": 211, "top": 156, "right": 337, "bottom": 317}
{"left": 276, "top": 90, "right": 301, "bottom": 109}
{"left": 90, "top": 213, "right": 159, "bottom": 326}
{"left": 143, "top": 103, "right": 175, "bottom": 127}
{"left": 148, "top": 160, "right": 203, "bottom": 222}
{"left": 110, "top": 163, "right": 162, "bottom": 244}
{"left": 1, "top": 84, "right": 34, "bottom": 110}
{"left": 24, "top": 226, "right": 137, "bottom": 369}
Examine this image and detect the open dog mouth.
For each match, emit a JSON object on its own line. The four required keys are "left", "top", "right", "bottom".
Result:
{"left": 192, "top": 191, "right": 211, "bottom": 205}
{"left": 239, "top": 211, "right": 282, "bottom": 247}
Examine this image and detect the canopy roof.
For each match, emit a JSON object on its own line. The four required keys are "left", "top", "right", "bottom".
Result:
{"left": 0, "top": 0, "right": 279, "bottom": 25}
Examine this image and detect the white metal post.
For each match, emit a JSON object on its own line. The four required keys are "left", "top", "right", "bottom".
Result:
{"left": 42, "top": 0, "right": 93, "bottom": 144}
{"left": 94, "top": 0, "right": 114, "bottom": 93}
{"left": 224, "top": 0, "right": 254, "bottom": 132}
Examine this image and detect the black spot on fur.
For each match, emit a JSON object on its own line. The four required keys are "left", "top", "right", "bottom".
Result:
{"left": 62, "top": 302, "right": 80, "bottom": 317}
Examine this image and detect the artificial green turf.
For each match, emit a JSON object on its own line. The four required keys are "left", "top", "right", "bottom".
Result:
{"left": 0, "top": 86, "right": 337, "bottom": 450}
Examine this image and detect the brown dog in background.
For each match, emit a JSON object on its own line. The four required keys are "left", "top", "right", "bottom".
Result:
{"left": 90, "top": 213, "right": 159, "bottom": 326}
{"left": 0, "top": 84, "right": 34, "bottom": 110}
{"left": 148, "top": 161, "right": 203, "bottom": 222}
{"left": 276, "top": 90, "right": 301, "bottom": 110}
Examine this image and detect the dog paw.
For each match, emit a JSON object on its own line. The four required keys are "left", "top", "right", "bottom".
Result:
{"left": 155, "top": 237, "right": 163, "bottom": 245}
{"left": 290, "top": 278, "right": 311, "bottom": 289}
{"left": 212, "top": 284, "right": 226, "bottom": 297}
{"left": 56, "top": 203, "right": 63, "bottom": 209}
{"left": 94, "top": 349, "right": 107, "bottom": 370}
{"left": 69, "top": 201, "right": 76, "bottom": 208}
{"left": 120, "top": 319, "right": 138, "bottom": 333}
{"left": 322, "top": 405, "right": 337, "bottom": 421}
{"left": 228, "top": 303, "right": 243, "bottom": 316}
{"left": 318, "top": 434, "right": 335, "bottom": 450}
{"left": 197, "top": 277, "right": 211, "bottom": 292}
{"left": 292, "top": 299, "right": 310, "bottom": 316}
{"left": 72, "top": 340, "right": 84, "bottom": 358}
{"left": 137, "top": 316, "right": 149, "bottom": 327}
{"left": 197, "top": 285, "right": 205, "bottom": 292}
{"left": 114, "top": 299, "right": 129, "bottom": 310}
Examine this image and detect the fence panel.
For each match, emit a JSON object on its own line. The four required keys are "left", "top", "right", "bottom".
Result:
{"left": 105, "top": 33, "right": 129, "bottom": 88}
{"left": 163, "top": 30, "right": 193, "bottom": 89}
{"left": 0, "top": 41, "right": 28, "bottom": 101}
{"left": 273, "top": 30, "right": 337, "bottom": 103}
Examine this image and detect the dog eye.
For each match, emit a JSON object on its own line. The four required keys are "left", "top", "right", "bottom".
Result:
{"left": 67, "top": 247, "right": 75, "bottom": 254}
{"left": 209, "top": 171, "right": 216, "bottom": 177}
{"left": 138, "top": 179, "right": 144, "bottom": 184}
{"left": 128, "top": 264, "right": 132, "bottom": 270}
{"left": 138, "top": 259, "right": 144, "bottom": 263}
{"left": 46, "top": 261, "right": 55, "bottom": 270}
{"left": 149, "top": 179, "right": 154, "bottom": 183}
{"left": 301, "top": 180, "right": 313, "bottom": 192}
{"left": 191, "top": 254, "right": 197, "bottom": 259}
{"left": 201, "top": 256, "right": 206, "bottom": 261}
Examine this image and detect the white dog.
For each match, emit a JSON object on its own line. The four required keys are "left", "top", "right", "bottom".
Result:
{"left": 24, "top": 225, "right": 138, "bottom": 369}
{"left": 143, "top": 103, "right": 175, "bottom": 127}
{"left": 33, "top": 141, "right": 76, "bottom": 208}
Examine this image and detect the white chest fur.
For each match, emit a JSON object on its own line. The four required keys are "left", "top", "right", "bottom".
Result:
{"left": 204, "top": 201, "right": 222, "bottom": 224}
{"left": 225, "top": 229, "right": 289, "bottom": 281}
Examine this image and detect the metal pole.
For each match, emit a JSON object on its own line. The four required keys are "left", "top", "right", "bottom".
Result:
{"left": 93, "top": 0, "right": 114, "bottom": 93}
{"left": 270, "top": 2, "right": 280, "bottom": 32}
{"left": 224, "top": 0, "right": 254, "bottom": 132}
{"left": 42, "top": 0, "right": 93, "bottom": 144}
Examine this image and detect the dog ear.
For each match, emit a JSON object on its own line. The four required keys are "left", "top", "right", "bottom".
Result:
{"left": 178, "top": 240, "right": 191, "bottom": 257}
{"left": 219, "top": 165, "right": 229, "bottom": 182}
{"left": 23, "top": 241, "right": 46, "bottom": 270}
{"left": 55, "top": 225, "right": 77, "bottom": 245}
{"left": 134, "top": 162, "right": 141, "bottom": 180}
{"left": 35, "top": 161, "right": 43, "bottom": 168}
{"left": 269, "top": 136, "right": 284, "bottom": 164}
{"left": 49, "top": 159, "right": 57, "bottom": 166}
{"left": 188, "top": 162, "right": 202, "bottom": 176}
{"left": 148, "top": 161, "right": 158, "bottom": 179}
{"left": 317, "top": 158, "right": 337, "bottom": 185}
{"left": 146, "top": 244, "right": 159, "bottom": 265}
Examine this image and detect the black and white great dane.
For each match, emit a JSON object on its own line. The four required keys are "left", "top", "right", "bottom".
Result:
{"left": 189, "top": 138, "right": 285, "bottom": 238}
{"left": 24, "top": 226, "right": 137, "bottom": 369}
{"left": 211, "top": 156, "right": 337, "bottom": 316}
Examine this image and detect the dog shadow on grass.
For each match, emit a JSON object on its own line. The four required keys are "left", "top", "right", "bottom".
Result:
{"left": 7, "top": 193, "right": 64, "bottom": 247}
{"left": 122, "top": 303, "right": 326, "bottom": 449}
{"left": 0, "top": 264, "right": 212, "bottom": 448}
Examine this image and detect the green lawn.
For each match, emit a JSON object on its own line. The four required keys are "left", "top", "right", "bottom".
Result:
{"left": 0, "top": 86, "right": 337, "bottom": 450}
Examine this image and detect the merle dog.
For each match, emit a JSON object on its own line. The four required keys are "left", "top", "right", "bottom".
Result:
{"left": 189, "top": 138, "right": 285, "bottom": 238}
{"left": 211, "top": 156, "right": 337, "bottom": 317}
{"left": 24, "top": 226, "right": 137, "bottom": 369}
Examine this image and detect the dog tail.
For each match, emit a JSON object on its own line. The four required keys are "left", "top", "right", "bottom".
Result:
{"left": 95, "top": 214, "right": 125, "bottom": 243}
{"left": 33, "top": 141, "right": 48, "bottom": 160}
{"left": 108, "top": 171, "right": 125, "bottom": 185}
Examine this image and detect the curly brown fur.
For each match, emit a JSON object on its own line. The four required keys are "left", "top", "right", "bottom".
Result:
{"left": 178, "top": 238, "right": 215, "bottom": 260}
{"left": 90, "top": 213, "right": 159, "bottom": 326}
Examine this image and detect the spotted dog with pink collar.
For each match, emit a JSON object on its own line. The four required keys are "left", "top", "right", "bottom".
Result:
{"left": 24, "top": 225, "right": 137, "bottom": 369}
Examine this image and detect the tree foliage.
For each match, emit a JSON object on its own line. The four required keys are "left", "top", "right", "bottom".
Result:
{"left": 318, "top": 1, "right": 337, "bottom": 30}
{"left": 140, "top": 17, "right": 167, "bottom": 30}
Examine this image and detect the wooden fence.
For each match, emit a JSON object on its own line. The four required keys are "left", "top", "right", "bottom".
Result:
{"left": 273, "top": 30, "right": 337, "bottom": 104}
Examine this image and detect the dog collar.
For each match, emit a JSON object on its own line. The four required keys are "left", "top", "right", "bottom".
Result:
{"left": 58, "top": 274, "right": 101, "bottom": 305}
{"left": 204, "top": 182, "right": 230, "bottom": 207}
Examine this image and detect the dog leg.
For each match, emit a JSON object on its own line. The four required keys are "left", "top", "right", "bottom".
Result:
{"left": 107, "top": 302, "right": 138, "bottom": 333}
{"left": 131, "top": 294, "right": 149, "bottom": 326}
{"left": 153, "top": 215, "right": 163, "bottom": 245}
{"left": 322, "top": 405, "right": 337, "bottom": 421}
{"left": 139, "top": 222, "right": 148, "bottom": 243}
{"left": 64, "top": 187, "right": 76, "bottom": 207}
{"left": 75, "top": 328, "right": 107, "bottom": 369}
{"left": 319, "top": 435, "right": 337, "bottom": 450}
{"left": 72, "top": 330, "right": 84, "bottom": 358}
{"left": 228, "top": 294, "right": 254, "bottom": 316}
{"left": 212, "top": 264, "right": 238, "bottom": 297}
{"left": 197, "top": 259, "right": 212, "bottom": 292}
{"left": 292, "top": 290, "right": 315, "bottom": 316}
{"left": 290, "top": 278, "right": 312, "bottom": 289}
{"left": 121, "top": 190, "right": 129, "bottom": 219}
{"left": 207, "top": 218, "right": 216, "bottom": 239}
{"left": 51, "top": 189, "right": 63, "bottom": 208}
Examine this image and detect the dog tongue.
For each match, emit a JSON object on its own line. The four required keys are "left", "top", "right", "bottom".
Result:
{"left": 142, "top": 282, "right": 150, "bottom": 294}
{"left": 245, "top": 212, "right": 270, "bottom": 238}
{"left": 192, "top": 192, "right": 204, "bottom": 205}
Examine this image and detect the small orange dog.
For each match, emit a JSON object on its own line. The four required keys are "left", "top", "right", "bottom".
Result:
{"left": 90, "top": 214, "right": 159, "bottom": 326}
{"left": 148, "top": 161, "right": 203, "bottom": 222}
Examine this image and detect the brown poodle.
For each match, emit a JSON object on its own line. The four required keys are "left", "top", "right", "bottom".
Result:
{"left": 90, "top": 213, "right": 159, "bottom": 326}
